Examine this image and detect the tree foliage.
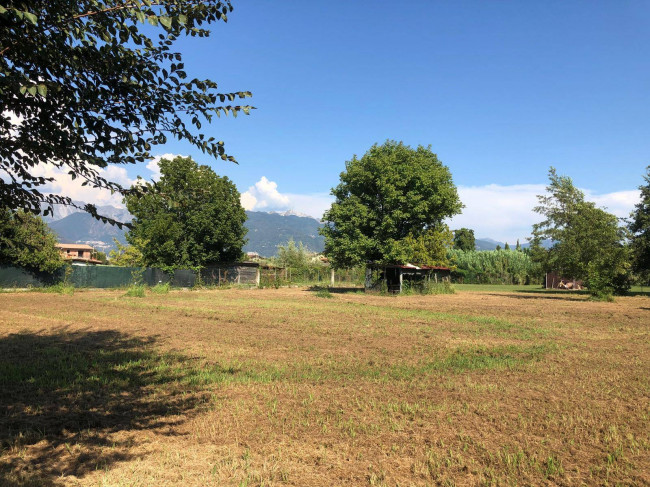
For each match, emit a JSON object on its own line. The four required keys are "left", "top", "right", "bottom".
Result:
{"left": 532, "top": 168, "right": 630, "bottom": 296}
{"left": 387, "top": 225, "right": 455, "bottom": 267}
{"left": 0, "top": 0, "right": 252, "bottom": 223}
{"left": 321, "top": 141, "right": 463, "bottom": 268}
{"left": 125, "top": 156, "right": 246, "bottom": 268}
{"left": 0, "top": 208, "right": 63, "bottom": 272}
{"left": 628, "top": 166, "right": 650, "bottom": 284}
{"left": 453, "top": 228, "right": 475, "bottom": 251}
{"left": 274, "top": 239, "right": 310, "bottom": 270}
{"left": 108, "top": 238, "right": 144, "bottom": 267}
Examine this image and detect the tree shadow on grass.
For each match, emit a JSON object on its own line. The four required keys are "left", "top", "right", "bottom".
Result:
{"left": 0, "top": 327, "right": 223, "bottom": 486}
{"left": 306, "top": 285, "right": 364, "bottom": 294}
{"left": 486, "top": 292, "right": 589, "bottom": 302}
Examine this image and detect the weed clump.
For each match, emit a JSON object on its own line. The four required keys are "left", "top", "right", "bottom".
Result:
{"left": 151, "top": 282, "right": 171, "bottom": 294}
{"left": 422, "top": 279, "right": 455, "bottom": 295}
{"left": 43, "top": 283, "right": 75, "bottom": 295}
{"left": 124, "top": 284, "right": 146, "bottom": 297}
{"left": 315, "top": 287, "right": 333, "bottom": 299}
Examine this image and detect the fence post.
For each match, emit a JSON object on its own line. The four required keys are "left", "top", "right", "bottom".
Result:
{"left": 330, "top": 268, "right": 335, "bottom": 286}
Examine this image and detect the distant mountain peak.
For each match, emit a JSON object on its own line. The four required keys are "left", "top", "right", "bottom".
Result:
{"left": 271, "top": 209, "right": 319, "bottom": 220}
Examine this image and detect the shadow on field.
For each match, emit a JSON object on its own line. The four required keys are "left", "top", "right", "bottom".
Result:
{"left": 515, "top": 289, "right": 590, "bottom": 296}
{"left": 0, "top": 327, "right": 211, "bottom": 486}
{"left": 488, "top": 292, "right": 588, "bottom": 302}
{"left": 306, "top": 285, "right": 364, "bottom": 294}
{"left": 507, "top": 288, "right": 650, "bottom": 299}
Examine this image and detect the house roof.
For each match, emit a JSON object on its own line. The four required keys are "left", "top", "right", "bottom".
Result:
{"left": 56, "top": 243, "right": 94, "bottom": 250}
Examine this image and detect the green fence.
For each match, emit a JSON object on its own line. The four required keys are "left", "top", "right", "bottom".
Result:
{"left": 0, "top": 264, "right": 258, "bottom": 289}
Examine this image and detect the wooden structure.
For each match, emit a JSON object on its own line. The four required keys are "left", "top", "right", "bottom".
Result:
{"left": 365, "top": 263, "right": 451, "bottom": 293}
{"left": 544, "top": 271, "right": 583, "bottom": 290}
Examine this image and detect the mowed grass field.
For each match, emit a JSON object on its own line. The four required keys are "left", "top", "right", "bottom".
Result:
{"left": 1, "top": 286, "right": 648, "bottom": 486}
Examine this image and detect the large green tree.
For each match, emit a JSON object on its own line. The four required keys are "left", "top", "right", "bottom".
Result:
{"left": 125, "top": 156, "right": 246, "bottom": 268}
{"left": 532, "top": 168, "right": 630, "bottom": 296}
{"left": 628, "top": 166, "right": 650, "bottom": 284}
{"left": 0, "top": 208, "right": 63, "bottom": 272}
{"left": 0, "top": 0, "right": 252, "bottom": 223}
{"left": 453, "top": 228, "right": 476, "bottom": 251}
{"left": 321, "top": 141, "right": 463, "bottom": 268}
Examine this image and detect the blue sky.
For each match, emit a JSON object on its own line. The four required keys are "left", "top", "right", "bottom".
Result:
{"left": 45, "top": 1, "right": 650, "bottom": 242}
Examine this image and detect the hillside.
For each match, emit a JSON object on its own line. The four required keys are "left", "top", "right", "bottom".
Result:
{"left": 244, "top": 211, "right": 324, "bottom": 256}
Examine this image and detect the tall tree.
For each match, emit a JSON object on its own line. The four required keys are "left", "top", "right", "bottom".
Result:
{"left": 1, "top": 0, "right": 252, "bottom": 223}
{"left": 453, "top": 228, "right": 476, "bottom": 251}
{"left": 125, "top": 156, "right": 246, "bottom": 268}
{"left": 321, "top": 141, "right": 462, "bottom": 268}
{"left": 0, "top": 208, "right": 63, "bottom": 272}
{"left": 532, "top": 168, "right": 630, "bottom": 296}
{"left": 628, "top": 166, "right": 650, "bottom": 284}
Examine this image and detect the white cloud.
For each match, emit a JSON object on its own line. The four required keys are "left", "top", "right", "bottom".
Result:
{"left": 449, "top": 184, "right": 640, "bottom": 244}
{"left": 23, "top": 162, "right": 138, "bottom": 208}
{"left": 281, "top": 192, "right": 334, "bottom": 220}
{"left": 241, "top": 176, "right": 290, "bottom": 210}
{"left": 144, "top": 153, "right": 185, "bottom": 181}
{"left": 586, "top": 190, "right": 640, "bottom": 219}
{"left": 240, "top": 177, "right": 333, "bottom": 220}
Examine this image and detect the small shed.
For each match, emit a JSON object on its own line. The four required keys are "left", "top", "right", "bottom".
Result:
{"left": 365, "top": 263, "right": 451, "bottom": 293}
{"left": 544, "top": 272, "right": 583, "bottom": 290}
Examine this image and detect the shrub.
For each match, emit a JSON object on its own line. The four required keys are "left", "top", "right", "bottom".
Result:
{"left": 42, "top": 282, "right": 75, "bottom": 295}
{"left": 315, "top": 287, "right": 333, "bottom": 299}
{"left": 124, "top": 284, "right": 146, "bottom": 297}
{"left": 150, "top": 282, "right": 171, "bottom": 294}
{"left": 422, "top": 279, "right": 456, "bottom": 295}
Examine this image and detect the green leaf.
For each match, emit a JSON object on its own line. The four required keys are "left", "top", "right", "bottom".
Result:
{"left": 37, "top": 84, "right": 47, "bottom": 97}
{"left": 23, "top": 11, "right": 37, "bottom": 24}
{"left": 178, "top": 14, "right": 187, "bottom": 25}
{"left": 159, "top": 16, "right": 172, "bottom": 29}
{"left": 27, "top": 86, "right": 37, "bottom": 96}
{"left": 19, "top": 85, "right": 27, "bottom": 95}
{"left": 147, "top": 15, "right": 158, "bottom": 26}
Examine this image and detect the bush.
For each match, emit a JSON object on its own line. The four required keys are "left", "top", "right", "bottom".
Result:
{"left": 150, "top": 282, "right": 171, "bottom": 294}
{"left": 585, "top": 254, "right": 631, "bottom": 298}
{"left": 422, "top": 279, "right": 455, "bottom": 295}
{"left": 40, "top": 282, "right": 75, "bottom": 295}
{"left": 124, "top": 284, "right": 146, "bottom": 297}
{"left": 314, "top": 287, "right": 333, "bottom": 299}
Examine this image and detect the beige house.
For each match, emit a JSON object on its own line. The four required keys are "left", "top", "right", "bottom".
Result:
{"left": 55, "top": 243, "right": 102, "bottom": 265}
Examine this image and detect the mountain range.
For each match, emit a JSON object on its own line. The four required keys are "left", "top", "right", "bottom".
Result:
{"left": 45, "top": 204, "right": 544, "bottom": 256}
{"left": 46, "top": 205, "right": 325, "bottom": 256}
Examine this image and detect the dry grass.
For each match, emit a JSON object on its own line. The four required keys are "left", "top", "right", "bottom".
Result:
{"left": 0, "top": 286, "right": 648, "bottom": 486}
